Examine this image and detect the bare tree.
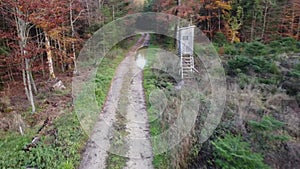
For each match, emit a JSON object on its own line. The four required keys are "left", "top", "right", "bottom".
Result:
{"left": 14, "top": 7, "right": 36, "bottom": 113}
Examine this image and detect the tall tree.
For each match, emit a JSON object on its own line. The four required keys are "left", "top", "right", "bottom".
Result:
{"left": 0, "top": 0, "right": 37, "bottom": 112}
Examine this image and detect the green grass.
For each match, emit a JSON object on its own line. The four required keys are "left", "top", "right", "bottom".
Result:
{"left": 143, "top": 46, "right": 171, "bottom": 169}
{"left": 106, "top": 154, "right": 127, "bottom": 169}
{"left": 95, "top": 47, "right": 125, "bottom": 108}
{"left": 0, "top": 111, "right": 88, "bottom": 169}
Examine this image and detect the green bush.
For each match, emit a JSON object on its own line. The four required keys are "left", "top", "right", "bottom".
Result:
{"left": 268, "top": 40, "right": 281, "bottom": 54}
{"left": 212, "top": 133, "right": 270, "bottom": 169}
{"left": 243, "top": 41, "right": 268, "bottom": 57}
{"left": 279, "top": 37, "right": 298, "bottom": 53}
{"left": 213, "top": 32, "right": 228, "bottom": 46}
{"left": 227, "top": 55, "right": 280, "bottom": 76}
{"left": 248, "top": 115, "right": 290, "bottom": 151}
{"left": 224, "top": 44, "right": 239, "bottom": 55}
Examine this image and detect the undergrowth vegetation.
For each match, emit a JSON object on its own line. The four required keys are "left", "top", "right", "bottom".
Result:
{"left": 0, "top": 112, "right": 87, "bottom": 169}
{"left": 0, "top": 38, "right": 134, "bottom": 168}
{"left": 145, "top": 35, "right": 297, "bottom": 169}
{"left": 212, "top": 133, "right": 270, "bottom": 169}
{"left": 143, "top": 46, "right": 175, "bottom": 169}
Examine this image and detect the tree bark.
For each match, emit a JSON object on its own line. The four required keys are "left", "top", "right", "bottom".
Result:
{"left": 44, "top": 32, "right": 56, "bottom": 79}
{"left": 261, "top": 3, "right": 269, "bottom": 40}
{"left": 112, "top": 4, "right": 115, "bottom": 21}
{"left": 85, "top": 0, "right": 91, "bottom": 26}
{"left": 250, "top": 9, "right": 256, "bottom": 41}
{"left": 57, "top": 40, "right": 65, "bottom": 72}
{"left": 218, "top": 8, "right": 221, "bottom": 31}
{"left": 291, "top": 3, "right": 295, "bottom": 37}
{"left": 297, "top": 15, "right": 300, "bottom": 39}
{"left": 69, "top": 1, "right": 78, "bottom": 74}
{"left": 36, "top": 28, "right": 45, "bottom": 77}
{"left": 22, "top": 67, "right": 30, "bottom": 100}
{"left": 15, "top": 7, "right": 35, "bottom": 113}
{"left": 25, "top": 58, "right": 35, "bottom": 113}
{"left": 30, "top": 70, "right": 37, "bottom": 95}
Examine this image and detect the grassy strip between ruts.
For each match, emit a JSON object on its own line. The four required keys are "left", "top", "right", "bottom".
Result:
{"left": 143, "top": 45, "right": 171, "bottom": 169}
{"left": 0, "top": 46, "right": 128, "bottom": 169}
{"left": 106, "top": 67, "right": 132, "bottom": 169}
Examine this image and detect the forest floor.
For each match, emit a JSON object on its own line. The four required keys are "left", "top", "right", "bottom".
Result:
{"left": 0, "top": 72, "right": 73, "bottom": 132}
{"left": 79, "top": 35, "right": 153, "bottom": 169}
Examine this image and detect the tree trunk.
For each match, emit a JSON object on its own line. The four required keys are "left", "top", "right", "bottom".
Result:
{"left": 8, "top": 64, "right": 14, "bottom": 81}
{"left": 175, "top": 0, "right": 181, "bottom": 50}
{"left": 291, "top": 3, "right": 295, "bottom": 37}
{"left": 297, "top": 16, "right": 300, "bottom": 39}
{"left": 15, "top": 7, "right": 35, "bottom": 113}
{"left": 70, "top": 1, "right": 78, "bottom": 74}
{"left": 44, "top": 32, "right": 56, "bottom": 79}
{"left": 30, "top": 70, "right": 37, "bottom": 95}
{"left": 25, "top": 58, "right": 35, "bottom": 113}
{"left": 22, "top": 68, "right": 30, "bottom": 100}
{"left": 250, "top": 9, "right": 256, "bottom": 41}
{"left": 40, "top": 55, "right": 45, "bottom": 77}
{"left": 85, "top": 0, "right": 91, "bottom": 26}
{"left": 99, "top": 0, "right": 104, "bottom": 9}
{"left": 36, "top": 28, "right": 45, "bottom": 77}
{"left": 112, "top": 4, "right": 115, "bottom": 21}
{"left": 218, "top": 8, "right": 221, "bottom": 31}
{"left": 57, "top": 40, "right": 65, "bottom": 72}
{"left": 261, "top": 4, "right": 269, "bottom": 41}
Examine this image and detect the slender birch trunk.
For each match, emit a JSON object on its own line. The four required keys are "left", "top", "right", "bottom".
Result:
{"left": 25, "top": 58, "right": 35, "bottom": 113}
{"left": 70, "top": 1, "right": 78, "bottom": 74}
{"left": 22, "top": 68, "right": 29, "bottom": 100}
{"left": 261, "top": 3, "right": 269, "bottom": 40}
{"left": 36, "top": 28, "right": 45, "bottom": 77}
{"left": 15, "top": 7, "right": 35, "bottom": 113}
{"left": 30, "top": 71, "right": 37, "bottom": 94}
{"left": 44, "top": 32, "right": 56, "bottom": 79}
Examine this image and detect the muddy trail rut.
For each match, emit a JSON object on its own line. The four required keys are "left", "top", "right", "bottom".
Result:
{"left": 79, "top": 34, "right": 153, "bottom": 169}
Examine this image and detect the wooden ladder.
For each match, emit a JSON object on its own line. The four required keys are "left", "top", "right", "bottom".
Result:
{"left": 180, "top": 54, "right": 194, "bottom": 80}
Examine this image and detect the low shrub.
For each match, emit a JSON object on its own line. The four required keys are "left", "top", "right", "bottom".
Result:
{"left": 212, "top": 133, "right": 270, "bottom": 169}
{"left": 243, "top": 41, "right": 268, "bottom": 57}
{"left": 279, "top": 37, "right": 298, "bottom": 53}
{"left": 213, "top": 32, "right": 228, "bottom": 46}
{"left": 248, "top": 115, "right": 290, "bottom": 151}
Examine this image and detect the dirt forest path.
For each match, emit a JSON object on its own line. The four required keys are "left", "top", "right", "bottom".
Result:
{"left": 79, "top": 34, "right": 153, "bottom": 169}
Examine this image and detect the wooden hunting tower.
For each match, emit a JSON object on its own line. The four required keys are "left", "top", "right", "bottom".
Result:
{"left": 178, "top": 26, "right": 195, "bottom": 80}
